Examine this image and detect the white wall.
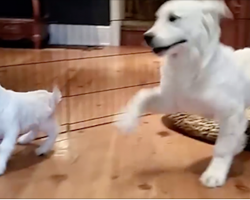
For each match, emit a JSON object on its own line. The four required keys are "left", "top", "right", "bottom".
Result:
{"left": 49, "top": 0, "right": 124, "bottom": 46}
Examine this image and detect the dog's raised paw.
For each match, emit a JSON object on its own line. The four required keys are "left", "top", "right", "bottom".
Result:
{"left": 114, "top": 112, "right": 138, "bottom": 134}
{"left": 0, "top": 163, "right": 6, "bottom": 176}
{"left": 200, "top": 169, "right": 226, "bottom": 188}
{"left": 17, "top": 134, "right": 32, "bottom": 145}
{"left": 35, "top": 147, "right": 48, "bottom": 156}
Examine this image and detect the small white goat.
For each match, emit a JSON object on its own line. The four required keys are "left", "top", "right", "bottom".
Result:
{"left": 0, "top": 86, "right": 61, "bottom": 175}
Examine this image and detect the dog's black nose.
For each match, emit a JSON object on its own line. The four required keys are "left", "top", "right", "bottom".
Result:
{"left": 144, "top": 33, "right": 154, "bottom": 45}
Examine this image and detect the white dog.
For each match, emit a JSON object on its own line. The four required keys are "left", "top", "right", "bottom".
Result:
{"left": 115, "top": 0, "right": 250, "bottom": 188}
{"left": 0, "top": 85, "right": 61, "bottom": 175}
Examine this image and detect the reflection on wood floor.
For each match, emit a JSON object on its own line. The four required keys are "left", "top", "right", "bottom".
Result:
{"left": 0, "top": 47, "right": 250, "bottom": 198}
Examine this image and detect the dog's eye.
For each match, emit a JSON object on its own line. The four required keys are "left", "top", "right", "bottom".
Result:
{"left": 169, "top": 14, "right": 180, "bottom": 22}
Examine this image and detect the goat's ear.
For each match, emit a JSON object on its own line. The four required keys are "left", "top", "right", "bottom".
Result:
{"left": 202, "top": 0, "right": 233, "bottom": 19}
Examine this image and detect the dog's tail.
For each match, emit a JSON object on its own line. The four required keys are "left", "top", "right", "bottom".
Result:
{"left": 51, "top": 86, "right": 62, "bottom": 109}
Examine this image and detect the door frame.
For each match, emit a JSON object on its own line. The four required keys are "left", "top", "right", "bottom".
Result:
{"left": 110, "top": 0, "right": 124, "bottom": 46}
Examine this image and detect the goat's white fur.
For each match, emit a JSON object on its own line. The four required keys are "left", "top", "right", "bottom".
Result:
{"left": 115, "top": 0, "right": 250, "bottom": 188}
{"left": 0, "top": 86, "right": 61, "bottom": 175}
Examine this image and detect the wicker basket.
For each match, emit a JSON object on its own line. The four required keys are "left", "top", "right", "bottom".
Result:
{"left": 162, "top": 112, "right": 250, "bottom": 150}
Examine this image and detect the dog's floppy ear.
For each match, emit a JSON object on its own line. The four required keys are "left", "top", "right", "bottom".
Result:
{"left": 202, "top": 0, "right": 233, "bottom": 19}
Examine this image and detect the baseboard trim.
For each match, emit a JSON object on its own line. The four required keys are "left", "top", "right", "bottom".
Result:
{"left": 49, "top": 24, "right": 111, "bottom": 46}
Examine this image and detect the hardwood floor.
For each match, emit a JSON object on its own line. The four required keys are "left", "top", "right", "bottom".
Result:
{"left": 0, "top": 47, "right": 250, "bottom": 198}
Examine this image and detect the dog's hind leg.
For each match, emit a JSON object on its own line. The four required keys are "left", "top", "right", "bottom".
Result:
{"left": 35, "top": 118, "right": 58, "bottom": 156}
{"left": 0, "top": 127, "right": 18, "bottom": 175}
{"left": 200, "top": 113, "right": 247, "bottom": 188}
{"left": 17, "top": 130, "right": 38, "bottom": 145}
{"left": 115, "top": 86, "right": 169, "bottom": 133}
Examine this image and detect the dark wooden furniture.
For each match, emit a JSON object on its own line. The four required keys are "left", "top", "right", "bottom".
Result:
{"left": 0, "top": 0, "right": 49, "bottom": 49}
{"left": 121, "top": 0, "right": 250, "bottom": 49}
{"left": 221, "top": 0, "right": 250, "bottom": 49}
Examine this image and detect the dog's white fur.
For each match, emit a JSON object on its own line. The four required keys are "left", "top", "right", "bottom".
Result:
{"left": 0, "top": 86, "right": 61, "bottom": 175}
{"left": 115, "top": 0, "right": 250, "bottom": 188}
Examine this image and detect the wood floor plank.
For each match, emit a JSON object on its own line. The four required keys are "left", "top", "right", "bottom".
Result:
{"left": 0, "top": 62, "right": 68, "bottom": 96}
{"left": 0, "top": 46, "right": 150, "bottom": 67}
{"left": 67, "top": 53, "right": 160, "bottom": 96}
{"left": 68, "top": 84, "right": 158, "bottom": 125}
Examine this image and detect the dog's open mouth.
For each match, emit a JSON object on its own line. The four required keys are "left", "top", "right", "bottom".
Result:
{"left": 153, "top": 39, "right": 187, "bottom": 54}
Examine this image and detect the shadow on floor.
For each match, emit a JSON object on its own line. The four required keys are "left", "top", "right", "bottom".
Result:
{"left": 6, "top": 144, "right": 53, "bottom": 175}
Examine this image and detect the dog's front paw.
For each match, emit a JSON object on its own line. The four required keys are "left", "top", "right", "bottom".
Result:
{"left": 200, "top": 168, "right": 226, "bottom": 188}
{"left": 17, "top": 134, "right": 32, "bottom": 145}
{"left": 114, "top": 112, "right": 139, "bottom": 134}
{"left": 0, "top": 162, "right": 7, "bottom": 176}
{"left": 35, "top": 147, "right": 49, "bottom": 156}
